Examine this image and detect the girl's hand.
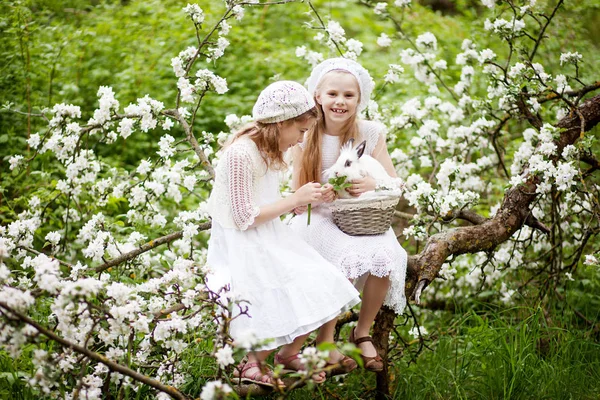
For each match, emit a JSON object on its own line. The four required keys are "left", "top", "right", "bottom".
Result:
{"left": 293, "top": 182, "right": 323, "bottom": 206}
{"left": 293, "top": 205, "right": 308, "bottom": 215}
{"left": 346, "top": 176, "right": 376, "bottom": 197}
{"left": 321, "top": 183, "right": 336, "bottom": 203}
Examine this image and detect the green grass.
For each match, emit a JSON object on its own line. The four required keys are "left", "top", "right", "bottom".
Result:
{"left": 0, "top": 349, "right": 36, "bottom": 400}
{"left": 2, "top": 307, "right": 600, "bottom": 399}
{"left": 390, "top": 308, "right": 600, "bottom": 400}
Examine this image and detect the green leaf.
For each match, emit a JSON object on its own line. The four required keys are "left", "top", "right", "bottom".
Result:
{"left": 328, "top": 176, "right": 352, "bottom": 192}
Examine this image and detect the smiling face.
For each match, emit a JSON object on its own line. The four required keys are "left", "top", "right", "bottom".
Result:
{"left": 278, "top": 116, "right": 315, "bottom": 152}
{"left": 315, "top": 71, "right": 360, "bottom": 128}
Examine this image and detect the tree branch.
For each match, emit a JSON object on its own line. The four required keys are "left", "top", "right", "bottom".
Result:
{"left": 163, "top": 109, "right": 215, "bottom": 178}
{"left": 0, "top": 302, "right": 189, "bottom": 400}
{"left": 94, "top": 222, "right": 211, "bottom": 274}
{"left": 405, "top": 93, "right": 600, "bottom": 300}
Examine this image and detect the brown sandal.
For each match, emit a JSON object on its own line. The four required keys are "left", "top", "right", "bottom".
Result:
{"left": 349, "top": 328, "right": 384, "bottom": 372}
{"left": 326, "top": 354, "right": 358, "bottom": 377}
{"left": 274, "top": 353, "right": 326, "bottom": 384}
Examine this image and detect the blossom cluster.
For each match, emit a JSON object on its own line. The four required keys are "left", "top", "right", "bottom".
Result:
{"left": 510, "top": 124, "right": 579, "bottom": 194}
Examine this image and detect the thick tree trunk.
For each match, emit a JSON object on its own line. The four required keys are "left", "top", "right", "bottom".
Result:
{"left": 373, "top": 306, "right": 396, "bottom": 399}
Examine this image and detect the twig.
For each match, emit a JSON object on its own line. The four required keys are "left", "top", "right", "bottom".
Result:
{"left": 17, "top": 246, "right": 74, "bottom": 268}
{"left": 529, "top": 0, "right": 564, "bottom": 62}
{"left": 307, "top": 1, "right": 345, "bottom": 57}
{"left": 163, "top": 109, "right": 215, "bottom": 178}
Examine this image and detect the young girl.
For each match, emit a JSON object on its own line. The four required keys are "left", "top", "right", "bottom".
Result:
{"left": 206, "top": 81, "right": 360, "bottom": 386}
{"left": 289, "top": 59, "right": 408, "bottom": 372}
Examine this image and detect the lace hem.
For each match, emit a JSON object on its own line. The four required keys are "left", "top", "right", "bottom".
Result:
{"left": 338, "top": 245, "right": 407, "bottom": 314}
{"left": 250, "top": 296, "right": 360, "bottom": 351}
{"left": 237, "top": 206, "right": 261, "bottom": 231}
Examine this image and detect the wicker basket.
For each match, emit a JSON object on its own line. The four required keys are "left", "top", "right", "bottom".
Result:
{"left": 330, "top": 192, "right": 400, "bottom": 236}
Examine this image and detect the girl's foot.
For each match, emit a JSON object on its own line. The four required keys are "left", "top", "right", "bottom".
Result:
{"left": 274, "top": 353, "right": 326, "bottom": 384}
{"left": 234, "top": 360, "right": 285, "bottom": 388}
{"left": 349, "top": 328, "right": 384, "bottom": 372}
{"left": 326, "top": 349, "right": 357, "bottom": 377}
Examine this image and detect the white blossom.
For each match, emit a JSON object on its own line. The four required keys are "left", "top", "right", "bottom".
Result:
{"left": 200, "top": 380, "right": 232, "bottom": 400}
{"left": 560, "top": 52, "right": 582, "bottom": 66}
{"left": 157, "top": 135, "right": 176, "bottom": 159}
{"left": 584, "top": 254, "right": 598, "bottom": 265}
{"left": 9, "top": 155, "right": 23, "bottom": 170}
{"left": 408, "top": 325, "right": 428, "bottom": 337}
{"left": 326, "top": 21, "right": 346, "bottom": 43}
{"left": 215, "top": 345, "right": 234, "bottom": 369}
{"left": 45, "top": 232, "right": 61, "bottom": 246}
{"left": 415, "top": 32, "right": 437, "bottom": 51}
{"left": 374, "top": 2, "right": 388, "bottom": 15}
{"left": 377, "top": 33, "right": 392, "bottom": 47}
{"left": 234, "top": 329, "right": 258, "bottom": 349}
{"left": 118, "top": 118, "right": 135, "bottom": 139}
{"left": 345, "top": 38, "right": 363, "bottom": 56}
{"left": 27, "top": 133, "right": 41, "bottom": 149}
{"left": 183, "top": 3, "right": 204, "bottom": 24}
{"left": 232, "top": 5, "right": 245, "bottom": 21}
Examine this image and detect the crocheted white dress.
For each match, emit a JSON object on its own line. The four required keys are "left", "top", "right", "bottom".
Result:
{"left": 206, "top": 137, "right": 360, "bottom": 351}
{"left": 289, "top": 120, "right": 407, "bottom": 314}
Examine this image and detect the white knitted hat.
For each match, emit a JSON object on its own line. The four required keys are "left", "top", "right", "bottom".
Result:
{"left": 252, "top": 81, "right": 316, "bottom": 123}
{"left": 306, "top": 58, "right": 375, "bottom": 112}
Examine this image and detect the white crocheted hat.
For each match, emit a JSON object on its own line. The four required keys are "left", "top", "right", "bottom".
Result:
{"left": 252, "top": 81, "right": 316, "bottom": 123}
{"left": 306, "top": 58, "right": 375, "bottom": 112}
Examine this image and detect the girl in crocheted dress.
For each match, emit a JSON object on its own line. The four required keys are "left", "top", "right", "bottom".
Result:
{"left": 289, "top": 59, "right": 408, "bottom": 372}
{"left": 206, "top": 81, "right": 360, "bottom": 387}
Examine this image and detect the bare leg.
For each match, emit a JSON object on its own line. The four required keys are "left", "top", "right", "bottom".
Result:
{"left": 276, "top": 333, "right": 326, "bottom": 382}
{"left": 315, "top": 318, "right": 345, "bottom": 362}
{"left": 354, "top": 274, "right": 390, "bottom": 357}
{"left": 277, "top": 333, "right": 310, "bottom": 358}
{"left": 247, "top": 350, "right": 272, "bottom": 364}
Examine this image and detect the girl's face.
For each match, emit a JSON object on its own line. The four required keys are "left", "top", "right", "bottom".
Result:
{"left": 315, "top": 71, "right": 360, "bottom": 126}
{"left": 278, "top": 117, "right": 315, "bottom": 152}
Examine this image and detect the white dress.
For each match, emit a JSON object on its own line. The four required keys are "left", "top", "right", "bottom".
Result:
{"left": 206, "top": 137, "right": 360, "bottom": 351}
{"left": 289, "top": 120, "right": 408, "bottom": 314}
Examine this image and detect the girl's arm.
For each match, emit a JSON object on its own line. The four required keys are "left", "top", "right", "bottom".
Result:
{"left": 372, "top": 133, "right": 398, "bottom": 178}
{"left": 291, "top": 145, "right": 303, "bottom": 191}
{"left": 249, "top": 182, "right": 323, "bottom": 227}
{"left": 227, "top": 145, "right": 324, "bottom": 229}
{"left": 290, "top": 144, "right": 335, "bottom": 215}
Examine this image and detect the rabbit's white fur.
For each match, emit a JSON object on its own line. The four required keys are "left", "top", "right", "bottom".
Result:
{"left": 325, "top": 139, "right": 390, "bottom": 198}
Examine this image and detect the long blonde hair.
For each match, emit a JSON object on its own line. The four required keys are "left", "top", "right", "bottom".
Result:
{"left": 298, "top": 71, "right": 360, "bottom": 185}
{"left": 231, "top": 107, "right": 318, "bottom": 170}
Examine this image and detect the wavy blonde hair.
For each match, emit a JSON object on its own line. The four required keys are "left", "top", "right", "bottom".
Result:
{"left": 231, "top": 107, "right": 318, "bottom": 170}
{"left": 298, "top": 71, "right": 360, "bottom": 185}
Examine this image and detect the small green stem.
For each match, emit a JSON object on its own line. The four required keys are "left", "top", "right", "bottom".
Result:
{"left": 307, "top": 203, "right": 312, "bottom": 226}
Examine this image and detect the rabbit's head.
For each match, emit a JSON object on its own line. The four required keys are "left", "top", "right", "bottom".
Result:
{"left": 325, "top": 138, "right": 367, "bottom": 182}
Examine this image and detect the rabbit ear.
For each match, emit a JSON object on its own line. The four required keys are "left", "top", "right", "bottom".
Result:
{"left": 341, "top": 138, "right": 355, "bottom": 152}
{"left": 355, "top": 140, "right": 367, "bottom": 159}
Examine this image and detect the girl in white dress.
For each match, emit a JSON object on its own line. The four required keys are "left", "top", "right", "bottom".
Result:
{"left": 206, "top": 81, "right": 360, "bottom": 387}
{"left": 289, "top": 59, "right": 408, "bottom": 372}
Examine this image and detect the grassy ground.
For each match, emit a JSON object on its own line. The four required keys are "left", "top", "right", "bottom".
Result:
{"left": 1, "top": 306, "right": 599, "bottom": 399}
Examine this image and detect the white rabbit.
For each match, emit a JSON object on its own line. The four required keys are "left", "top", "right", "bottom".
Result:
{"left": 325, "top": 138, "right": 391, "bottom": 199}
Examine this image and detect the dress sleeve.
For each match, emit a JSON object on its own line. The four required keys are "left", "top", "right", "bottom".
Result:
{"left": 225, "top": 145, "right": 261, "bottom": 231}
{"left": 363, "top": 120, "right": 388, "bottom": 156}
